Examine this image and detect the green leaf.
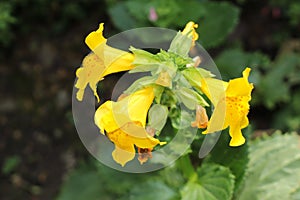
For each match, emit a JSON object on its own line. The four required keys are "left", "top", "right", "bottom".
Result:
{"left": 2, "top": 155, "right": 21, "bottom": 175}
{"left": 180, "top": 163, "right": 235, "bottom": 200}
{"left": 0, "top": 2, "right": 16, "bottom": 45}
{"left": 128, "top": 179, "right": 177, "bottom": 200}
{"left": 237, "top": 132, "right": 300, "bottom": 200}
{"left": 148, "top": 104, "right": 168, "bottom": 134}
{"left": 288, "top": 2, "right": 300, "bottom": 26}
{"left": 204, "top": 130, "right": 249, "bottom": 197}
{"left": 96, "top": 163, "right": 145, "bottom": 196}
{"left": 257, "top": 53, "right": 298, "bottom": 108}
{"left": 215, "top": 48, "right": 270, "bottom": 81}
{"left": 108, "top": 3, "right": 137, "bottom": 31}
{"left": 174, "top": 1, "right": 206, "bottom": 26}
{"left": 57, "top": 161, "right": 148, "bottom": 200}
{"left": 57, "top": 164, "right": 108, "bottom": 200}
{"left": 159, "top": 164, "right": 185, "bottom": 189}
{"left": 291, "top": 187, "right": 300, "bottom": 200}
{"left": 199, "top": 2, "right": 240, "bottom": 48}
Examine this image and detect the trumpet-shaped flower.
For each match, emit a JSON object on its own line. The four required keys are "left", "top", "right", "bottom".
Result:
{"left": 75, "top": 23, "right": 134, "bottom": 101}
{"left": 201, "top": 68, "right": 254, "bottom": 146}
{"left": 94, "top": 87, "right": 165, "bottom": 166}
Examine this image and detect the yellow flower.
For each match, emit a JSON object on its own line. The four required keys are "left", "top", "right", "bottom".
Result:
{"left": 201, "top": 68, "right": 254, "bottom": 146}
{"left": 94, "top": 87, "right": 165, "bottom": 166}
{"left": 182, "top": 21, "right": 199, "bottom": 43}
{"left": 75, "top": 23, "right": 134, "bottom": 101}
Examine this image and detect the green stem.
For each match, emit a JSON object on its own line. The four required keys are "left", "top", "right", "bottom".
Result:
{"left": 176, "top": 154, "right": 197, "bottom": 180}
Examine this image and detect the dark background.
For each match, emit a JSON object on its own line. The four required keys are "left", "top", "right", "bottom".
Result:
{"left": 0, "top": 0, "right": 299, "bottom": 199}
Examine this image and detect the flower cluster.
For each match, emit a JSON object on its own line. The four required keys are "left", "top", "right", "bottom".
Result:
{"left": 75, "top": 21, "right": 254, "bottom": 166}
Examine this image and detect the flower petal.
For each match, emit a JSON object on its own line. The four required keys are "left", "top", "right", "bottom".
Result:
{"left": 203, "top": 98, "right": 227, "bottom": 134}
{"left": 75, "top": 53, "right": 104, "bottom": 101}
{"left": 85, "top": 23, "right": 134, "bottom": 76}
{"left": 95, "top": 101, "right": 120, "bottom": 133}
{"left": 75, "top": 23, "right": 134, "bottom": 102}
{"left": 112, "top": 87, "right": 155, "bottom": 128}
{"left": 107, "top": 125, "right": 164, "bottom": 166}
{"left": 228, "top": 124, "right": 246, "bottom": 146}
{"left": 95, "top": 87, "right": 155, "bottom": 133}
{"left": 102, "top": 47, "right": 134, "bottom": 76}
{"left": 226, "top": 68, "right": 253, "bottom": 97}
{"left": 200, "top": 78, "right": 228, "bottom": 106}
{"left": 85, "top": 23, "right": 107, "bottom": 51}
{"left": 112, "top": 145, "right": 135, "bottom": 167}
{"left": 182, "top": 21, "right": 199, "bottom": 42}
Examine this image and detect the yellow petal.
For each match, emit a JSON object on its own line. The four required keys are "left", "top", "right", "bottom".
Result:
{"left": 122, "top": 123, "right": 165, "bottom": 155}
{"left": 112, "top": 87, "right": 155, "bottom": 128}
{"left": 203, "top": 98, "right": 227, "bottom": 134}
{"left": 200, "top": 78, "right": 228, "bottom": 106}
{"left": 203, "top": 68, "right": 253, "bottom": 147}
{"left": 131, "top": 131, "right": 163, "bottom": 149}
{"left": 226, "top": 68, "right": 253, "bottom": 97}
{"left": 108, "top": 128, "right": 138, "bottom": 167}
{"left": 95, "top": 101, "right": 120, "bottom": 133}
{"left": 85, "top": 23, "right": 107, "bottom": 51}
{"left": 112, "top": 145, "right": 135, "bottom": 167}
{"left": 228, "top": 124, "right": 246, "bottom": 146}
{"left": 75, "top": 23, "right": 134, "bottom": 102}
{"left": 95, "top": 87, "right": 155, "bottom": 133}
{"left": 75, "top": 68, "right": 88, "bottom": 101}
{"left": 102, "top": 47, "right": 134, "bottom": 76}
{"left": 240, "top": 115, "right": 249, "bottom": 129}
{"left": 75, "top": 53, "right": 104, "bottom": 102}
{"left": 85, "top": 23, "right": 134, "bottom": 76}
{"left": 108, "top": 125, "right": 164, "bottom": 166}
{"left": 182, "top": 21, "right": 199, "bottom": 42}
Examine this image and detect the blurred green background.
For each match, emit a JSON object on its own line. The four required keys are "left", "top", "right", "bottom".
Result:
{"left": 0, "top": 0, "right": 299, "bottom": 199}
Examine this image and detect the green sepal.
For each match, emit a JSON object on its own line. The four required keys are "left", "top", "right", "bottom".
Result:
{"left": 160, "top": 88, "right": 178, "bottom": 107}
{"left": 153, "top": 85, "right": 164, "bottom": 104}
{"left": 168, "top": 31, "right": 193, "bottom": 57}
{"left": 175, "top": 87, "right": 209, "bottom": 110}
{"left": 157, "top": 49, "right": 193, "bottom": 70}
{"left": 123, "top": 76, "right": 157, "bottom": 94}
{"left": 174, "top": 72, "right": 192, "bottom": 88}
{"left": 169, "top": 108, "right": 194, "bottom": 130}
{"left": 181, "top": 67, "right": 214, "bottom": 89}
{"left": 129, "top": 46, "right": 158, "bottom": 64}
{"left": 129, "top": 46, "right": 160, "bottom": 74}
{"left": 148, "top": 104, "right": 169, "bottom": 135}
